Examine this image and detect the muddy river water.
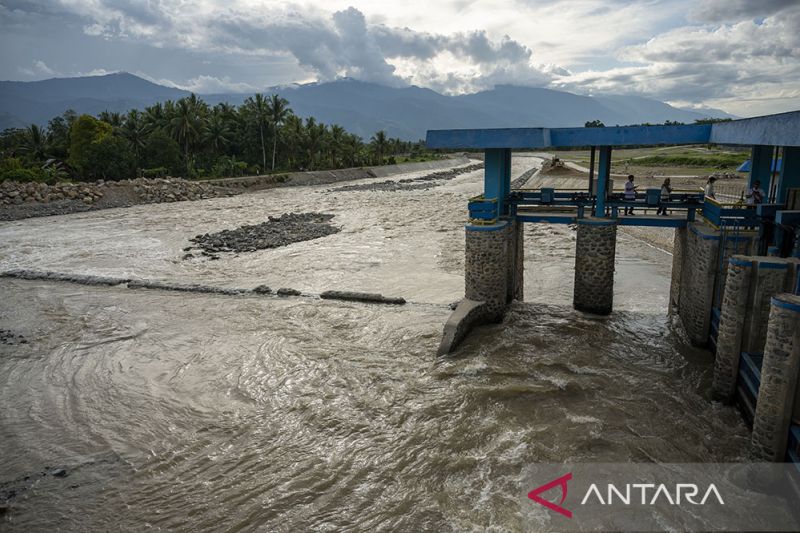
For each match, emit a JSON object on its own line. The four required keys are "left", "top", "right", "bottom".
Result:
{"left": 0, "top": 155, "right": 750, "bottom": 531}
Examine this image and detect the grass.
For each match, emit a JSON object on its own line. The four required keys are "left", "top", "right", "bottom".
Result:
{"left": 553, "top": 144, "right": 748, "bottom": 170}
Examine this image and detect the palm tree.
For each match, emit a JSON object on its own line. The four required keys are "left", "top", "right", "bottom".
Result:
{"left": 98, "top": 110, "right": 123, "bottom": 129}
{"left": 203, "top": 110, "right": 232, "bottom": 155}
{"left": 121, "top": 110, "right": 148, "bottom": 164}
{"left": 244, "top": 93, "right": 270, "bottom": 172}
{"left": 21, "top": 124, "right": 50, "bottom": 161}
{"left": 370, "top": 130, "right": 389, "bottom": 165}
{"left": 305, "top": 118, "right": 326, "bottom": 170}
{"left": 170, "top": 97, "right": 202, "bottom": 173}
{"left": 266, "top": 94, "right": 290, "bottom": 171}
{"left": 328, "top": 125, "right": 345, "bottom": 167}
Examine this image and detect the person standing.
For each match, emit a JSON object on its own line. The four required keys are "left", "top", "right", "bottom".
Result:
{"left": 745, "top": 180, "right": 766, "bottom": 205}
{"left": 704, "top": 176, "right": 717, "bottom": 200}
{"left": 624, "top": 174, "right": 637, "bottom": 215}
{"left": 657, "top": 178, "right": 672, "bottom": 216}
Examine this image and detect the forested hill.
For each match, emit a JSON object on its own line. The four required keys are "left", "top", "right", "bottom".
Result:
{"left": 1, "top": 73, "right": 735, "bottom": 140}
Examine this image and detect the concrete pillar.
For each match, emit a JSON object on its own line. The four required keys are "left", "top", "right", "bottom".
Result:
{"left": 573, "top": 218, "right": 617, "bottom": 314}
{"left": 678, "top": 222, "right": 721, "bottom": 346}
{"left": 465, "top": 221, "right": 510, "bottom": 320}
{"left": 507, "top": 219, "right": 524, "bottom": 302}
{"left": 669, "top": 227, "right": 687, "bottom": 311}
{"left": 439, "top": 219, "right": 523, "bottom": 354}
{"left": 742, "top": 260, "right": 791, "bottom": 355}
{"left": 712, "top": 256, "right": 754, "bottom": 401}
{"left": 750, "top": 294, "right": 800, "bottom": 462}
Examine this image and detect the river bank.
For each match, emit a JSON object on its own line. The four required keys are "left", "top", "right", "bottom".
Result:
{"left": 0, "top": 156, "right": 474, "bottom": 221}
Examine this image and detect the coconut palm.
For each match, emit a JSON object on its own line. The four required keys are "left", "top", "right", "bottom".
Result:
{"left": 21, "top": 124, "right": 50, "bottom": 161}
{"left": 266, "top": 94, "right": 290, "bottom": 171}
{"left": 370, "top": 130, "right": 389, "bottom": 165}
{"left": 243, "top": 93, "right": 270, "bottom": 172}
{"left": 170, "top": 97, "right": 202, "bottom": 173}
{"left": 121, "top": 110, "right": 149, "bottom": 163}
{"left": 203, "top": 110, "right": 232, "bottom": 155}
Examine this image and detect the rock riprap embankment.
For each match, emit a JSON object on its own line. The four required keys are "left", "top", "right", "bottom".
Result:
{"left": 0, "top": 177, "right": 224, "bottom": 206}
{"left": 187, "top": 213, "right": 340, "bottom": 256}
{"left": 326, "top": 163, "right": 484, "bottom": 193}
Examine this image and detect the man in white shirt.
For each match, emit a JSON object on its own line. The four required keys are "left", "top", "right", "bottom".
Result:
{"left": 704, "top": 177, "right": 717, "bottom": 199}
{"left": 746, "top": 180, "right": 766, "bottom": 205}
{"left": 624, "top": 174, "right": 637, "bottom": 215}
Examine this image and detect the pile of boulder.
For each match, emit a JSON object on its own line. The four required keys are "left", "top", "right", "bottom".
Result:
{"left": 186, "top": 212, "right": 341, "bottom": 257}
{"left": 0, "top": 177, "right": 225, "bottom": 207}
{"left": 129, "top": 178, "right": 222, "bottom": 203}
{"left": 1, "top": 180, "right": 103, "bottom": 205}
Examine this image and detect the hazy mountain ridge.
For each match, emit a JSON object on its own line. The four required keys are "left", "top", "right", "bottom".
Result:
{"left": 0, "top": 72, "right": 736, "bottom": 140}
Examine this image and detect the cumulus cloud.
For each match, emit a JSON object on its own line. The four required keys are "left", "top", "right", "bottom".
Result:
{"left": 690, "top": 0, "right": 798, "bottom": 22}
{"left": 2, "top": 0, "right": 800, "bottom": 115}
{"left": 8, "top": 1, "right": 556, "bottom": 94}
{"left": 553, "top": 1, "right": 800, "bottom": 114}
{"left": 18, "top": 59, "right": 58, "bottom": 77}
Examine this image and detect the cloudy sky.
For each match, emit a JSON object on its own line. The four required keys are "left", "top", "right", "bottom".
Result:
{"left": 1, "top": 0, "right": 799, "bottom": 116}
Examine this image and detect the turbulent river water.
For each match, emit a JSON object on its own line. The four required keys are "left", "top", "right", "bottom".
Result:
{"left": 0, "top": 155, "right": 750, "bottom": 531}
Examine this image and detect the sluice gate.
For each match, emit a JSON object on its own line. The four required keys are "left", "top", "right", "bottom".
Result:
{"left": 426, "top": 111, "right": 800, "bottom": 464}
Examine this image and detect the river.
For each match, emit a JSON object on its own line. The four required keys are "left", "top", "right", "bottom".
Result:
{"left": 0, "top": 155, "right": 750, "bottom": 531}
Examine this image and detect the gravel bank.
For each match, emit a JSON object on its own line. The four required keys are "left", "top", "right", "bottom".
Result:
{"left": 186, "top": 212, "right": 340, "bottom": 257}
{"left": 325, "top": 163, "right": 484, "bottom": 192}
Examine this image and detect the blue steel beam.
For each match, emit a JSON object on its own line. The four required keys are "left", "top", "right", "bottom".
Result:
{"left": 483, "top": 148, "right": 512, "bottom": 216}
{"left": 426, "top": 124, "right": 710, "bottom": 149}
{"left": 595, "top": 146, "right": 612, "bottom": 217}
{"left": 548, "top": 124, "right": 710, "bottom": 147}
{"left": 427, "top": 128, "right": 548, "bottom": 149}
{"left": 426, "top": 110, "right": 799, "bottom": 150}
{"left": 710, "top": 111, "right": 800, "bottom": 147}
{"left": 776, "top": 147, "right": 800, "bottom": 204}
{"left": 750, "top": 145, "right": 774, "bottom": 189}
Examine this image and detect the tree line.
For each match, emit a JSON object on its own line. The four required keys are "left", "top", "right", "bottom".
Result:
{"left": 0, "top": 93, "right": 433, "bottom": 183}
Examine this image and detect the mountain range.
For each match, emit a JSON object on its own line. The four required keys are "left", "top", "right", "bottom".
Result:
{"left": 0, "top": 72, "right": 736, "bottom": 140}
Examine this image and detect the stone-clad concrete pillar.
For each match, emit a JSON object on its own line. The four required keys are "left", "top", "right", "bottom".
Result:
{"left": 669, "top": 227, "right": 687, "bottom": 312}
{"left": 573, "top": 218, "right": 617, "bottom": 315}
{"left": 439, "top": 219, "right": 524, "bottom": 355}
{"left": 506, "top": 219, "right": 524, "bottom": 303}
{"left": 712, "top": 256, "right": 754, "bottom": 401}
{"left": 750, "top": 294, "right": 800, "bottom": 462}
{"left": 678, "top": 222, "right": 721, "bottom": 346}
{"left": 465, "top": 221, "right": 511, "bottom": 320}
{"left": 742, "top": 260, "right": 792, "bottom": 355}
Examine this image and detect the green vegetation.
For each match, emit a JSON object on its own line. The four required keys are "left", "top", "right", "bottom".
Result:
{"left": 618, "top": 153, "right": 747, "bottom": 169}
{"left": 0, "top": 94, "right": 438, "bottom": 183}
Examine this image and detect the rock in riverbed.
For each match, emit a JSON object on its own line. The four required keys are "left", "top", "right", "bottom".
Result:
{"left": 188, "top": 212, "right": 340, "bottom": 256}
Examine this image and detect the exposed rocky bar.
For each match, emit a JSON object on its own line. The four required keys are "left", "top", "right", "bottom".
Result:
{"left": 187, "top": 213, "right": 340, "bottom": 256}
{"left": 326, "top": 163, "right": 484, "bottom": 193}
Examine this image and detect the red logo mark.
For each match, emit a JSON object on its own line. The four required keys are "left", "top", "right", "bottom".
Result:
{"left": 528, "top": 472, "right": 573, "bottom": 518}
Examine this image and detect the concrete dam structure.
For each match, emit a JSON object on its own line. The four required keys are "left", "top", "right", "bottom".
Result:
{"left": 428, "top": 110, "right": 800, "bottom": 464}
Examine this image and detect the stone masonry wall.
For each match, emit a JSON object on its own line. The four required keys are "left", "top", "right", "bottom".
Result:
{"left": 678, "top": 223, "right": 720, "bottom": 346}
{"left": 573, "top": 220, "right": 617, "bottom": 315}
{"left": 750, "top": 294, "right": 800, "bottom": 461}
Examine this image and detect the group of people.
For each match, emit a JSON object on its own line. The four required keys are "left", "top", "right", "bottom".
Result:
{"left": 621, "top": 174, "right": 767, "bottom": 216}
